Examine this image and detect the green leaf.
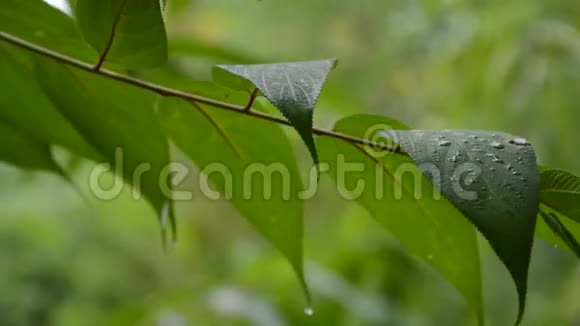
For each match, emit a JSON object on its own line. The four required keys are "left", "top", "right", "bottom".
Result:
{"left": 212, "top": 59, "right": 337, "bottom": 169}
{"left": 540, "top": 169, "right": 580, "bottom": 224}
{"left": 157, "top": 83, "right": 309, "bottom": 304}
{"left": 0, "top": 49, "right": 98, "bottom": 160}
{"left": 316, "top": 134, "right": 483, "bottom": 325}
{"left": 75, "top": 0, "right": 168, "bottom": 69}
{"left": 34, "top": 58, "right": 175, "bottom": 244}
{"left": 325, "top": 116, "right": 483, "bottom": 324}
{"left": 0, "top": 0, "right": 97, "bottom": 61}
{"left": 535, "top": 203, "right": 580, "bottom": 252}
{"left": 384, "top": 130, "right": 540, "bottom": 325}
{"left": 539, "top": 210, "right": 580, "bottom": 258}
{"left": 0, "top": 121, "right": 59, "bottom": 172}
{"left": 535, "top": 169, "right": 580, "bottom": 256}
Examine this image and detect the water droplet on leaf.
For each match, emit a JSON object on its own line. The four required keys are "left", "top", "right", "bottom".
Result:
{"left": 490, "top": 141, "right": 505, "bottom": 149}
{"left": 509, "top": 137, "right": 530, "bottom": 146}
{"left": 438, "top": 140, "right": 451, "bottom": 147}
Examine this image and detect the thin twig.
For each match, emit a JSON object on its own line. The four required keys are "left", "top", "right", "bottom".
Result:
{"left": 0, "top": 32, "right": 400, "bottom": 153}
{"left": 243, "top": 88, "right": 259, "bottom": 112}
{"left": 93, "top": 0, "right": 129, "bottom": 71}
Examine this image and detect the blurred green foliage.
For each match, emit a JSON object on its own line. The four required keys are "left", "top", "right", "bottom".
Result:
{"left": 0, "top": 0, "right": 579, "bottom": 325}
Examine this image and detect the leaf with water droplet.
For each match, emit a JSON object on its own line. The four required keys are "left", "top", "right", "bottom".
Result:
{"left": 382, "top": 130, "right": 540, "bottom": 325}
{"left": 509, "top": 138, "right": 530, "bottom": 146}
{"left": 438, "top": 140, "right": 452, "bottom": 147}
{"left": 491, "top": 141, "right": 505, "bottom": 150}
{"left": 304, "top": 307, "right": 314, "bottom": 316}
{"left": 321, "top": 117, "right": 484, "bottom": 325}
{"left": 213, "top": 59, "right": 337, "bottom": 170}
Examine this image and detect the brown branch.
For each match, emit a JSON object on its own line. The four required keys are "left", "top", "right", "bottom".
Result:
{"left": 243, "top": 88, "right": 259, "bottom": 112}
{"left": 93, "top": 0, "right": 128, "bottom": 71}
{"left": 0, "top": 32, "right": 400, "bottom": 153}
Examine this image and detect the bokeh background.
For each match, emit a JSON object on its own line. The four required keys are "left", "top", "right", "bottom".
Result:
{"left": 1, "top": 0, "right": 580, "bottom": 325}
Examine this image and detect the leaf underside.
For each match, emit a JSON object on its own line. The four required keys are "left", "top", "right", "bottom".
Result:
{"left": 213, "top": 59, "right": 337, "bottom": 170}
{"left": 384, "top": 130, "right": 540, "bottom": 325}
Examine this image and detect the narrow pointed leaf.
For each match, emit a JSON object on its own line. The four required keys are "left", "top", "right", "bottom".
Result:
{"left": 213, "top": 59, "right": 337, "bottom": 168}
{"left": 326, "top": 116, "right": 483, "bottom": 324}
{"left": 34, "top": 59, "right": 175, "bottom": 241}
{"left": 157, "top": 83, "right": 309, "bottom": 303}
{"left": 75, "top": 0, "right": 168, "bottom": 69}
{"left": 539, "top": 210, "right": 580, "bottom": 257}
{"left": 384, "top": 130, "right": 539, "bottom": 325}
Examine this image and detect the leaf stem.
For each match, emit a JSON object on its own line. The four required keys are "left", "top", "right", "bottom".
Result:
{"left": 93, "top": 0, "right": 129, "bottom": 71}
{"left": 0, "top": 32, "right": 400, "bottom": 153}
{"left": 244, "top": 88, "right": 259, "bottom": 112}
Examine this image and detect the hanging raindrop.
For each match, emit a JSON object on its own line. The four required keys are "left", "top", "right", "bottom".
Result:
{"left": 304, "top": 307, "right": 315, "bottom": 316}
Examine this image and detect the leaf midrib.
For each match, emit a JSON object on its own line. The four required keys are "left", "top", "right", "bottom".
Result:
{"left": 189, "top": 101, "right": 245, "bottom": 160}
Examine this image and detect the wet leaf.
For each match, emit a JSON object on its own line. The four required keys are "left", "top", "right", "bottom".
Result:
{"left": 384, "top": 130, "right": 539, "bottom": 325}
{"left": 213, "top": 59, "right": 337, "bottom": 169}
{"left": 324, "top": 117, "right": 484, "bottom": 324}
{"left": 318, "top": 137, "right": 484, "bottom": 324}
